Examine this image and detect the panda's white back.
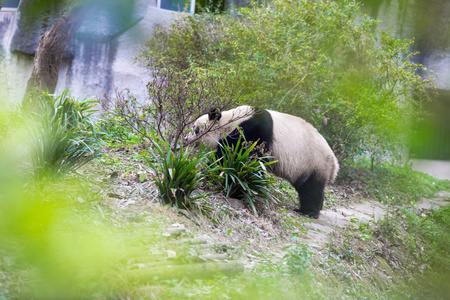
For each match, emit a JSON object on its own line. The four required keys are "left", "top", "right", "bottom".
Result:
{"left": 267, "top": 110, "right": 338, "bottom": 184}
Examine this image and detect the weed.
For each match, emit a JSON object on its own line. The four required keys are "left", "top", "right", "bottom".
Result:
{"left": 205, "top": 133, "right": 278, "bottom": 216}
{"left": 97, "top": 114, "right": 144, "bottom": 147}
{"left": 145, "top": 140, "right": 211, "bottom": 209}
{"left": 26, "top": 90, "right": 100, "bottom": 180}
{"left": 282, "top": 244, "right": 312, "bottom": 278}
{"left": 324, "top": 189, "right": 339, "bottom": 209}
{"left": 276, "top": 179, "right": 298, "bottom": 205}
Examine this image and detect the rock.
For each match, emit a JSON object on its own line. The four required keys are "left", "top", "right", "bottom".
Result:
{"left": 171, "top": 223, "right": 185, "bottom": 228}
{"left": 167, "top": 250, "right": 176, "bottom": 258}
{"left": 225, "top": 197, "right": 246, "bottom": 210}
{"left": 10, "top": 0, "right": 63, "bottom": 55}
{"left": 110, "top": 171, "right": 119, "bottom": 180}
{"left": 434, "top": 191, "right": 450, "bottom": 199}
{"left": 199, "top": 253, "right": 229, "bottom": 261}
{"left": 166, "top": 227, "right": 186, "bottom": 236}
{"left": 107, "top": 192, "right": 122, "bottom": 199}
{"left": 176, "top": 236, "right": 209, "bottom": 245}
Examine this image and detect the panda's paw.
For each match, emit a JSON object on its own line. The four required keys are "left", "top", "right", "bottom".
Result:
{"left": 294, "top": 208, "right": 320, "bottom": 219}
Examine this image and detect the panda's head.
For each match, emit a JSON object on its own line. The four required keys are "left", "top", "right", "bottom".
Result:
{"left": 186, "top": 106, "right": 254, "bottom": 148}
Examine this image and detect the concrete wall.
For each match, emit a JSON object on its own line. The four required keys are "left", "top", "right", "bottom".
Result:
{"left": 0, "top": 0, "right": 175, "bottom": 105}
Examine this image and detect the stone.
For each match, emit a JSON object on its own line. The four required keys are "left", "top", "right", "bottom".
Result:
{"left": 434, "top": 191, "right": 450, "bottom": 199}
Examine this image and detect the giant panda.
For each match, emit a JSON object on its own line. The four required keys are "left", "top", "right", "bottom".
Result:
{"left": 187, "top": 105, "right": 339, "bottom": 218}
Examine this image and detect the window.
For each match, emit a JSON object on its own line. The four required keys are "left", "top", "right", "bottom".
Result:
{"left": 2, "top": 0, "right": 20, "bottom": 8}
{"left": 158, "top": 0, "right": 195, "bottom": 13}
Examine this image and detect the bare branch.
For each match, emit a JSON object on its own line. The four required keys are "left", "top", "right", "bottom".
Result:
{"left": 102, "top": 68, "right": 240, "bottom": 152}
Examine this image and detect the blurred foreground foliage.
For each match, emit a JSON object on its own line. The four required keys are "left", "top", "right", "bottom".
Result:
{"left": 0, "top": 98, "right": 121, "bottom": 297}
{"left": 0, "top": 181, "right": 122, "bottom": 298}
{"left": 0, "top": 0, "right": 448, "bottom": 296}
{"left": 140, "top": 0, "right": 436, "bottom": 165}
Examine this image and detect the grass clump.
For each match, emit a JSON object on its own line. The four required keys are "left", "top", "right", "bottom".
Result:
{"left": 97, "top": 114, "right": 145, "bottom": 147}
{"left": 206, "top": 133, "right": 278, "bottom": 216}
{"left": 145, "top": 140, "right": 211, "bottom": 209}
{"left": 27, "top": 90, "right": 100, "bottom": 180}
{"left": 339, "top": 161, "right": 450, "bottom": 204}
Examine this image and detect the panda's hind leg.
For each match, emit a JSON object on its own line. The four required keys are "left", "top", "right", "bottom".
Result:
{"left": 293, "top": 172, "right": 326, "bottom": 218}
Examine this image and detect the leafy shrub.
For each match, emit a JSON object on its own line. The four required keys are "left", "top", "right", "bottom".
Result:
{"left": 27, "top": 90, "right": 100, "bottom": 179}
{"left": 97, "top": 113, "right": 144, "bottom": 146}
{"left": 140, "top": 0, "right": 435, "bottom": 165}
{"left": 206, "top": 133, "right": 278, "bottom": 216}
{"left": 138, "top": 15, "right": 227, "bottom": 71}
{"left": 145, "top": 139, "right": 211, "bottom": 209}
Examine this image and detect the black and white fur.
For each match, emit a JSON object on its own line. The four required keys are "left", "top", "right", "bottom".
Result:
{"left": 188, "top": 105, "right": 339, "bottom": 218}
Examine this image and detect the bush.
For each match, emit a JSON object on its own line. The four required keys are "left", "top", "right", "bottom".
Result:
{"left": 206, "top": 132, "right": 278, "bottom": 216}
{"left": 140, "top": 0, "right": 435, "bottom": 165}
{"left": 103, "top": 69, "right": 241, "bottom": 150}
{"left": 27, "top": 90, "right": 100, "bottom": 179}
{"left": 97, "top": 114, "right": 144, "bottom": 147}
{"left": 145, "top": 139, "right": 211, "bottom": 209}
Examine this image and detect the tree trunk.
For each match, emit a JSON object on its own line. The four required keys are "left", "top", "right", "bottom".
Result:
{"left": 22, "top": 1, "right": 86, "bottom": 109}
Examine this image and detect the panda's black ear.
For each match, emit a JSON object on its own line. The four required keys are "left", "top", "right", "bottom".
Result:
{"left": 208, "top": 107, "right": 222, "bottom": 121}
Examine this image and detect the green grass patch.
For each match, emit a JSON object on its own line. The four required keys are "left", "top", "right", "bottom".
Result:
{"left": 339, "top": 160, "right": 450, "bottom": 204}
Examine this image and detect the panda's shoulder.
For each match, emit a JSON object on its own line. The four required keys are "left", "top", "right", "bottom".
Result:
{"left": 222, "top": 105, "right": 254, "bottom": 123}
{"left": 267, "top": 110, "right": 307, "bottom": 124}
{"left": 268, "top": 110, "right": 323, "bottom": 134}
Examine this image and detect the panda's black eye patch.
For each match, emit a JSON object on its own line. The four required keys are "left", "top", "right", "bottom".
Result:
{"left": 194, "top": 127, "right": 200, "bottom": 135}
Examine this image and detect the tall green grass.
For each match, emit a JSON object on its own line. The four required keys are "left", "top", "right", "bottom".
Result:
{"left": 27, "top": 90, "right": 100, "bottom": 179}
{"left": 145, "top": 140, "right": 211, "bottom": 209}
{"left": 206, "top": 133, "right": 278, "bottom": 216}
